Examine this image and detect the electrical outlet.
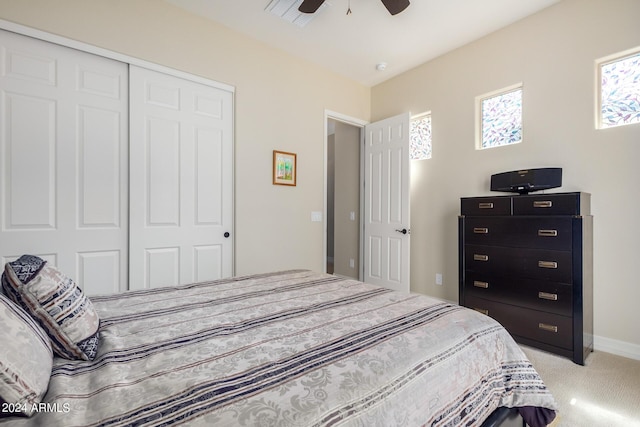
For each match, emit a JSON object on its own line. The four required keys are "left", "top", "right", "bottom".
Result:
{"left": 436, "top": 273, "right": 443, "bottom": 285}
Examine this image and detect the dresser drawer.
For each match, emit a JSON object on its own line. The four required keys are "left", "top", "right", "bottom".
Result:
{"left": 513, "top": 193, "right": 589, "bottom": 215}
{"left": 465, "top": 296, "right": 573, "bottom": 350}
{"left": 464, "top": 245, "right": 572, "bottom": 282}
{"left": 461, "top": 196, "right": 511, "bottom": 216}
{"left": 463, "top": 273, "right": 572, "bottom": 316}
{"left": 464, "top": 217, "right": 573, "bottom": 250}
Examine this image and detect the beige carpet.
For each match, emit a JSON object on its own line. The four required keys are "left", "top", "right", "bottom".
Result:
{"left": 520, "top": 346, "right": 640, "bottom": 427}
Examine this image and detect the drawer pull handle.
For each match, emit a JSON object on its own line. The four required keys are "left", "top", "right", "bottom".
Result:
{"left": 533, "top": 201, "right": 553, "bottom": 208}
{"left": 474, "top": 308, "right": 489, "bottom": 316}
{"left": 474, "top": 254, "right": 489, "bottom": 262}
{"left": 538, "top": 292, "right": 558, "bottom": 301}
{"left": 538, "top": 261, "right": 558, "bottom": 269}
{"left": 473, "top": 227, "right": 489, "bottom": 234}
{"left": 474, "top": 281, "right": 489, "bottom": 289}
{"left": 479, "top": 202, "right": 494, "bottom": 209}
{"left": 539, "top": 323, "right": 558, "bottom": 333}
{"left": 538, "top": 229, "right": 558, "bottom": 237}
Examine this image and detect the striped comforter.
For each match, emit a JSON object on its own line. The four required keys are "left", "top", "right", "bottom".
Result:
{"left": 5, "top": 270, "right": 557, "bottom": 426}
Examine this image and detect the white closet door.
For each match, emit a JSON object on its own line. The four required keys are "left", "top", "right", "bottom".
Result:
{"left": 129, "top": 66, "right": 233, "bottom": 289}
{"left": 0, "top": 30, "right": 128, "bottom": 295}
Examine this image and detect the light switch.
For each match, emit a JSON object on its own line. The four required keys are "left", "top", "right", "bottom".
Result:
{"left": 350, "top": 211, "right": 356, "bottom": 221}
{"left": 311, "top": 211, "right": 322, "bottom": 222}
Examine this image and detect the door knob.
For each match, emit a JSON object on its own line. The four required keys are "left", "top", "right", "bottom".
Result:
{"left": 395, "top": 228, "right": 409, "bottom": 235}
{"left": 224, "top": 232, "right": 230, "bottom": 238}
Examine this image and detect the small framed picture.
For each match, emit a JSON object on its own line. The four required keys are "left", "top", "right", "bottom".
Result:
{"left": 273, "top": 150, "right": 297, "bottom": 186}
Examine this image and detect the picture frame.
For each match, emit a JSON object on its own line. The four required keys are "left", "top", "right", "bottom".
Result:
{"left": 273, "top": 150, "right": 297, "bottom": 186}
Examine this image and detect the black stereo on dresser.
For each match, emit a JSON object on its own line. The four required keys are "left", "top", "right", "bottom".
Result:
{"left": 458, "top": 192, "right": 593, "bottom": 364}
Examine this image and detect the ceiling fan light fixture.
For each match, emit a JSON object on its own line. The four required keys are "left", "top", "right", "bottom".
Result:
{"left": 376, "top": 62, "right": 388, "bottom": 71}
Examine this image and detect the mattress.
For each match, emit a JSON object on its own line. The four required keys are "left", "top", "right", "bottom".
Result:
{"left": 2, "top": 270, "right": 557, "bottom": 426}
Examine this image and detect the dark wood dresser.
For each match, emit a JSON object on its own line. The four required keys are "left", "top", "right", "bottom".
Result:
{"left": 458, "top": 192, "right": 593, "bottom": 364}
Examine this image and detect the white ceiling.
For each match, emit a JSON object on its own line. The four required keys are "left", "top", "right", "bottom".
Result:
{"left": 165, "top": 0, "right": 560, "bottom": 87}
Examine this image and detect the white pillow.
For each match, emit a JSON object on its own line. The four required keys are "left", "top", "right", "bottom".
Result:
{"left": 0, "top": 294, "right": 53, "bottom": 417}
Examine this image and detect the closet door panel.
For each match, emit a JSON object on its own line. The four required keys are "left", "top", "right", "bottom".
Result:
{"left": 196, "top": 127, "right": 223, "bottom": 225}
{"left": 146, "top": 117, "right": 181, "bottom": 226}
{"left": 78, "top": 106, "right": 122, "bottom": 228}
{"left": 77, "top": 251, "right": 121, "bottom": 294}
{"left": 0, "top": 30, "right": 128, "bottom": 295}
{"left": 4, "top": 93, "right": 56, "bottom": 229}
{"left": 146, "top": 247, "right": 180, "bottom": 288}
{"left": 129, "top": 66, "right": 233, "bottom": 290}
{"left": 194, "top": 245, "right": 222, "bottom": 282}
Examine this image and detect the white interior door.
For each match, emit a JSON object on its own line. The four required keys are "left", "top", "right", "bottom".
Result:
{"left": 129, "top": 66, "right": 233, "bottom": 290}
{"left": 363, "top": 113, "right": 410, "bottom": 292}
{"left": 0, "top": 29, "right": 128, "bottom": 295}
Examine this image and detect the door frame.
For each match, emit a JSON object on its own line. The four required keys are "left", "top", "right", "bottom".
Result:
{"left": 324, "top": 110, "right": 368, "bottom": 280}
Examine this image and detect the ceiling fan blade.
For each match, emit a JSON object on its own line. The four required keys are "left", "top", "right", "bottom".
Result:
{"left": 380, "top": 0, "right": 410, "bottom": 15}
{"left": 298, "top": 0, "right": 326, "bottom": 14}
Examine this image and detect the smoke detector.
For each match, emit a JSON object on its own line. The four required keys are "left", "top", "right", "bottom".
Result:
{"left": 376, "top": 62, "right": 388, "bottom": 71}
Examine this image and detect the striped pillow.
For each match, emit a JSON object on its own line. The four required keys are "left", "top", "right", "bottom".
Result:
{"left": 0, "top": 294, "right": 53, "bottom": 417}
{"left": 2, "top": 255, "right": 100, "bottom": 361}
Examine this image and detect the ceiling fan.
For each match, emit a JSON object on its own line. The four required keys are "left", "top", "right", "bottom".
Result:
{"left": 298, "top": 0, "right": 410, "bottom": 16}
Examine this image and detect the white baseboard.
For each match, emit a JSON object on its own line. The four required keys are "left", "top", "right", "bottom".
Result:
{"left": 594, "top": 335, "right": 640, "bottom": 361}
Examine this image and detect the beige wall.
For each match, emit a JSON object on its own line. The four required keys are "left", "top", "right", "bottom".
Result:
{"left": 0, "top": 0, "right": 370, "bottom": 275}
{"left": 372, "top": 0, "right": 640, "bottom": 352}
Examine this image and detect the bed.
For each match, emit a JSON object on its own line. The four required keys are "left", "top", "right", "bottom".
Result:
{"left": 1, "top": 262, "right": 557, "bottom": 426}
